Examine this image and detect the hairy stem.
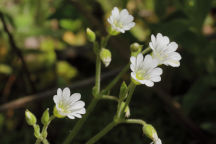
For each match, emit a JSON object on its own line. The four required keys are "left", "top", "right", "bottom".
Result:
{"left": 102, "top": 95, "right": 119, "bottom": 102}
{"left": 123, "top": 119, "right": 147, "bottom": 126}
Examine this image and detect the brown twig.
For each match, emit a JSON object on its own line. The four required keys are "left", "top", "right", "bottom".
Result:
{"left": 0, "top": 68, "right": 120, "bottom": 111}
{"left": 153, "top": 86, "right": 209, "bottom": 141}
{"left": 0, "top": 11, "right": 36, "bottom": 92}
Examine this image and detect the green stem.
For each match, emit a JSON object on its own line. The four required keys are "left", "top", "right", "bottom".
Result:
{"left": 142, "top": 47, "right": 151, "bottom": 55}
{"left": 120, "top": 82, "right": 136, "bottom": 118}
{"left": 102, "top": 95, "right": 119, "bottom": 102}
{"left": 63, "top": 98, "right": 100, "bottom": 144}
{"left": 95, "top": 53, "right": 101, "bottom": 96}
{"left": 102, "top": 64, "right": 130, "bottom": 93}
{"left": 86, "top": 121, "right": 117, "bottom": 144}
{"left": 40, "top": 115, "right": 55, "bottom": 144}
{"left": 42, "top": 139, "right": 49, "bottom": 144}
{"left": 35, "top": 139, "right": 41, "bottom": 144}
{"left": 122, "top": 119, "right": 147, "bottom": 126}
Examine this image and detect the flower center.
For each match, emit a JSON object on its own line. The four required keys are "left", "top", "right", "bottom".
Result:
{"left": 136, "top": 71, "right": 145, "bottom": 80}
{"left": 114, "top": 20, "right": 123, "bottom": 28}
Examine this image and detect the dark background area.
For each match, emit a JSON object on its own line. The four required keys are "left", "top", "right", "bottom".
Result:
{"left": 0, "top": 0, "right": 216, "bottom": 144}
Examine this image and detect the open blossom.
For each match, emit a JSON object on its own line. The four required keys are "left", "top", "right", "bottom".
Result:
{"left": 130, "top": 53, "right": 163, "bottom": 87}
{"left": 53, "top": 87, "right": 86, "bottom": 119}
{"left": 108, "top": 7, "right": 135, "bottom": 33}
{"left": 149, "top": 33, "right": 181, "bottom": 67}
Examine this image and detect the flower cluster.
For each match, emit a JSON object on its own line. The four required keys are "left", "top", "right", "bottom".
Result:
{"left": 130, "top": 33, "right": 181, "bottom": 87}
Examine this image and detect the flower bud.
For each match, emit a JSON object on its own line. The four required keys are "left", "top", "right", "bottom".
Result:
{"left": 53, "top": 106, "right": 65, "bottom": 118}
{"left": 41, "top": 108, "right": 50, "bottom": 125}
{"left": 86, "top": 28, "right": 96, "bottom": 42}
{"left": 142, "top": 124, "right": 158, "bottom": 140}
{"left": 100, "top": 48, "right": 112, "bottom": 67}
{"left": 130, "top": 42, "right": 142, "bottom": 56}
{"left": 25, "top": 109, "right": 37, "bottom": 126}
{"left": 33, "top": 124, "right": 41, "bottom": 138}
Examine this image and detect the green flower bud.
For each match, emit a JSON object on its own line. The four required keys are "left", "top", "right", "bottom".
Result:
{"left": 119, "top": 81, "right": 128, "bottom": 100}
{"left": 142, "top": 124, "right": 158, "bottom": 140}
{"left": 100, "top": 48, "right": 112, "bottom": 67}
{"left": 33, "top": 124, "right": 41, "bottom": 138}
{"left": 25, "top": 109, "right": 37, "bottom": 126}
{"left": 130, "top": 42, "right": 142, "bottom": 57}
{"left": 41, "top": 108, "right": 50, "bottom": 125}
{"left": 86, "top": 28, "right": 96, "bottom": 42}
{"left": 53, "top": 106, "right": 65, "bottom": 118}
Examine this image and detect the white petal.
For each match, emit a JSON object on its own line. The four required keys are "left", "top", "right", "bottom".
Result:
{"left": 130, "top": 56, "right": 136, "bottom": 65}
{"left": 151, "top": 76, "right": 161, "bottom": 82}
{"left": 130, "top": 64, "right": 135, "bottom": 71}
{"left": 70, "top": 93, "right": 81, "bottom": 102}
{"left": 53, "top": 95, "right": 60, "bottom": 104}
{"left": 111, "top": 7, "right": 119, "bottom": 18}
{"left": 73, "top": 113, "right": 82, "bottom": 118}
{"left": 167, "top": 52, "right": 181, "bottom": 60}
{"left": 57, "top": 88, "right": 62, "bottom": 97}
{"left": 70, "top": 101, "right": 85, "bottom": 110}
{"left": 136, "top": 53, "right": 143, "bottom": 66}
{"left": 143, "top": 80, "right": 154, "bottom": 87}
{"left": 67, "top": 115, "right": 75, "bottom": 119}
{"left": 151, "top": 68, "right": 163, "bottom": 75}
{"left": 120, "top": 9, "right": 129, "bottom": 17}
{"left": 166, "top": 42, "right": 178, "bottom": 53}
{"left": 62, "top": 87, "right": 70, "bottom": 98}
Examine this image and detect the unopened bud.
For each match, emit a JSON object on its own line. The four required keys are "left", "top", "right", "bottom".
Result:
{"left": 100, "top": 48, "right": 112, "bottom": 67}
{"left": 130, "top": 43, "right": 142, "bottom": 56}
{"left": 86, "top": 28, "right": 96, "bottom": 42}
{"left": 142, "top": 124, "right": 158, "bottom": 140}
{"left": 41, "top": 108, "right": 50, "bottom": 125}
{"left": 25, "top": 109, "right": 37, "bottom": 126}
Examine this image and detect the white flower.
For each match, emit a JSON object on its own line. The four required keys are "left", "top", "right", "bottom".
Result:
{"left": 108, "top": 7, "right": 135, "bottom": 33}
{"left": 130, "top": 53, "right": 162, "bottom": 87}
{"left": 53, "top": 87, "right": 86, "bottom": 119}
{"left": 149, "top": 33, "right": 181, "bottom": 67}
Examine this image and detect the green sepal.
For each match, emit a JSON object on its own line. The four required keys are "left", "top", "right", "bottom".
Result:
{"left": 119, "top": 81, "right": 128, "bottom": 101}
{"left": 53, "top": 106, "right": 65, "bottom": 118}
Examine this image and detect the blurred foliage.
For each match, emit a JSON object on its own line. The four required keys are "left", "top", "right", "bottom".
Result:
{"left": 0, "top": 0, "right": 216, "bottom": 144}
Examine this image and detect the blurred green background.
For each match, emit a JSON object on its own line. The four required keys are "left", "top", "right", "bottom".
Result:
{"left": 0, "top": 0, "right": 216, "bottom": 143}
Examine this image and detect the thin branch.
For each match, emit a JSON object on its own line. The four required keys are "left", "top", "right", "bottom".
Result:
{"left": 102, "top": 95, "right": 119, "bottom": 102}
{"left": 0, "top": 69, "right": 120, "bottom": 111}
{"left": 0, "top": 11, "right": 36, "bottom": 92}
